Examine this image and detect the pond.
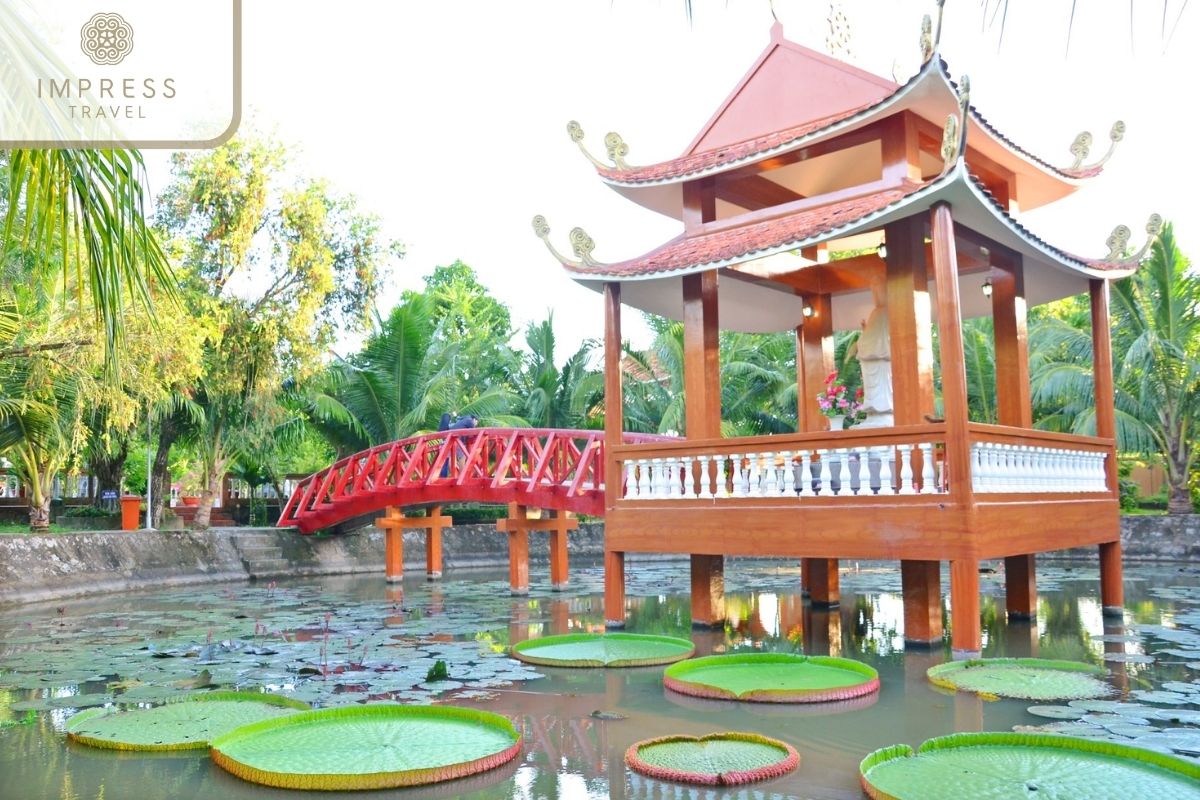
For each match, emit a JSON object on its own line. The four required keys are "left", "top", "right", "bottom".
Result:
{"left": 1, "top": 559, "right": 1198, "bottom": 799}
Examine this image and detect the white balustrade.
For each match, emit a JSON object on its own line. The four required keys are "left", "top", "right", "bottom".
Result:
{"left": 969, "top": 441, "right": 1108, "bottom": 493}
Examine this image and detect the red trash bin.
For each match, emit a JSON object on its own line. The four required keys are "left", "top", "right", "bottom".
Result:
{"left": 120, "top": 495, "right": 142, "bottom": 531}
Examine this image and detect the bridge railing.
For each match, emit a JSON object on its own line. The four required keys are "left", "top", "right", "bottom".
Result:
{"left": 278, "top": 428, "right": 671, "bottom": 531}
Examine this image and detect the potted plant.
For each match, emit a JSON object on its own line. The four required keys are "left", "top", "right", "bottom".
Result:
{"left": 816, "top": 371, "right": 866, "bottom": 429}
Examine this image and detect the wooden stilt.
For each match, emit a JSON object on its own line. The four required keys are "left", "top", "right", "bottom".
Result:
{"left": 425, "top": 505, "right": 448, "bottom": 579}
{"left": 949, "top": 558, "right": 981, "bottom": 657}
{"left": 1099, "top": 540, "right": 1124, "bottom": 617}
{"left": 376, "top": 506, "right": 405, "bottom": 583}
{"left": 901, "top": 560, "right": 942, "bottom": 645}
{"left": 690, "top": 554, "right": 725, "bottom": 628}
{"left": 549, "top": 510, "right": 571, "bottom": 591}
{"left": 799, "top": 557, "right": 812, "bottom": 597}
{"left": 499, "top": 503, "right": 530, "bottom": 595}
{"left": 604, "top": 550, "right": 625, "bottom": 628}
{"left": 1004, "top": 554, "right": 1037, "bottom": 620}
{"left": 807, "top": 558, "right": 840, "bottom": 608}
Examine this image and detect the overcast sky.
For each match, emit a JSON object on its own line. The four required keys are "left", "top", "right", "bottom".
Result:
{"left": 144, "top": 0, "right": 1198, "bottom": 358}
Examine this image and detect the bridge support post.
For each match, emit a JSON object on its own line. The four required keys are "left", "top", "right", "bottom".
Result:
{"left": 377, "top": 507, "right": 405, "bottom": 584}
{"left": 604, "top": 550, "right": 625, "bottom": 628}
{"left": 950, "top": 558, "right": 981, "bottom": 658}
{"left": 424, "top": 505, "right": 448, "bottom": 579}
{"left": 549, "top": 510, "right": 571, "bottom": 591}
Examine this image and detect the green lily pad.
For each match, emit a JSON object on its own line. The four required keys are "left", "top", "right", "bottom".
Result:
{"left": 860, "top": 732, "right": 1200, "bottom": 800}
{"left": 1027, "top": 705, "right": 1087, "bottom": 720}
{"left": 209, "top": 704, "right": 522, "bottom": 790}
{"left": 511, "top": 633, "right": 694, "bottom": 668}
{"left": 625, "top": 732, "right": 799, "bottom": 786}
{"left": 65, "top": 692, "right": 309, "bottom": 751}
{"left": 927, "top": 658, "right": 1112, "bottom": 700}
{"left": 663, "top": 653, "right": 879, "bottom": 703}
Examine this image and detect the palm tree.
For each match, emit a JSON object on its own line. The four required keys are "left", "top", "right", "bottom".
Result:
{"left": 1032, "top": 224, "right": 1198, "bottom": 513}
{"left": 517, "top": 314, "right": 602, "bottom": 430}
{"left": 2, "top": 149, "right": 174, "bottom": 368}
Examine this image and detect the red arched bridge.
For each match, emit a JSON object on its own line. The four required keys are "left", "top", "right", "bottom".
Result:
{"left": 278, "top": 428, "right": 670, "bottom": 534}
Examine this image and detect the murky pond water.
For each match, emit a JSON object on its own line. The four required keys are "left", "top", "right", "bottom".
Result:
{"left": 2, "top": 559, "right": 1199, "bottom": 799}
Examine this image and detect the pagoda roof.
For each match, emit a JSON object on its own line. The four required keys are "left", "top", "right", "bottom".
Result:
{"left": 539, "top": 160, "right": 1150, "bottom": 334}
{"left": 575, "top": 36, "right": 1116, "bottom": 216}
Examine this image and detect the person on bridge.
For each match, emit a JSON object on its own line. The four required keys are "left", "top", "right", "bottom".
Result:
{"left": 438, "top": 412, "right": 455, "bottom": 477}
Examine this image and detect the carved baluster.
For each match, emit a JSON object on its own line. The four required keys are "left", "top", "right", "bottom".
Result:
{"left": 919, "top": 443, "right": 936, "bottom": 494}
{"left": 970, "top": 443, "right": 983, "bottom": 492}
{"left": 878, "top": 446, "right": 895, "bottom": 495}
{"left": 714, "top": 455, "right": 728, "bottom": 498}
{"left": 798, "top": 450, "right": 815, "bottom": 497}
{"left": 748, "top": 453, "right": 763, "bottom": 497}
{"left": 680, "top": 455, "right": 696, "bottom": 499}
{"left": 730, "top": 454, "right": 745, "bottom": 498}
{"left": 665, "top": 459, "right": 679, "bottom": 498}
{"left": 637, "top": 459, "right": 652, "bottom": 497}
{"left": 781, "top": 451, "right": 795, "bottom": 496}
{"left": 696, "top": 454, "right": 712, "bottom": 499}
{"left": 828, "top": 449, "right": 845, "bottom": 497}
{"left": 898, "top": 444, "right": 915, "bottom": 494}
{"left": 816, "top": 449, "right": 832, "bottom": 496}
{"left": 623, "top": 460, "right": 637, "bottom": 499}
{"left": 649, "top": 458, "right": 664, "bottom": 498}
{"left": 764, "top": 452, "right": 779, "bottom": 496}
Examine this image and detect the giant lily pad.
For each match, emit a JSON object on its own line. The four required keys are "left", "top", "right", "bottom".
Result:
{"left": 663, "top": 653, "right": 879, "bottom": 703}
{"left": 860, "top": 732, "right": 1200, "bottom": 800}
{"left": 65, "top": 691, "right": 309, "bottom": 751}
{"left": 209, "top": 703, "right": 522, "bottom": 790}
{"left": 510, "top": 633, "right": 694, "bottom": 668}
{"left": 625, "top": 732, "right": 799, "bottom": 786}
{"left": 927, "top": 658, "right": 1112, "bottom": 701}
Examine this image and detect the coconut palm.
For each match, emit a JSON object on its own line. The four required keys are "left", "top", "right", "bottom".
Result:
{"left": 517, "top": 314, "right": 603, "bottom": 430}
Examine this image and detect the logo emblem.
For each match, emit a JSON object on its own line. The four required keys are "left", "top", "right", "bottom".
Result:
{"left": 80, "top": 12, "right": 134, "bottom": 65}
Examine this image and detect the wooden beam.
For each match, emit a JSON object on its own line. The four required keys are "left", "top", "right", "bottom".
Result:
{"left": 683, "top": 177, "right": 716, "bottom": 232}
{"left": 603, "top": 283, "right": 623, "bottom": 510}
{"left": 930, "top": 203, "right": 974, "bottom": 505}
{"left": 993, "top": 255, "right": 1032, "bottom": 427}
{"left": 950, "top": 558, "right": 981, "bottom": 656}
{"left": 505, "top": 503, "right": 530, "bottom": 596}
{"left": 690, "top": 554, "right": 725, "bottom": 627}
{"left": 1090, "top": 279, "right": 1118, "bottom": 494}
{"left": 605, "top": 550, "right": 626, "bottom": 628}
{"left": 901, "top": 560, "right": 942, "bottom": 644}
{"left": 758, "top": 258, "right": 882, "bottom": 295}
{"left": 881, "top": 112, "right": 921, "bottom": 184}
{"left": 797, "top": 293, "right": 834, "bottom": 433}
{"left": 715, "top": 174, "right": 804, "bottom": 211}
{"left": 720, "top": 120, "right": 885, "bottom": 183}
{"left": 379, "top": 506, "right": 404, "bottom": 583}
{"left": 885, "top": 217, "right": 934, "bottom": 425}
{"left": 683, "top": 271, "right": 721, "bottom": 440}
{"left": 1005, "top": 554, "right": 1037, "bottom": 620}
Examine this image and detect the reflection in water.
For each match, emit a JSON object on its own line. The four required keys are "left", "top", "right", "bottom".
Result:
{"left": 0, "top": 560, "right": 1198, "bottom": 800}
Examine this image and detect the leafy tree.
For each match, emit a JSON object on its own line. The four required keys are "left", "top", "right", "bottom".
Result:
{"left": 156, "top": 135, "right": 394, "bottom": 528}
{"left": 516, "top": 313, "right": 601, "bottom": 430}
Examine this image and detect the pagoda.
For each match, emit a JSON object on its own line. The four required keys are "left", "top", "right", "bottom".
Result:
{"left": 534, "top": 16, "right": 1157, "bottom": 655}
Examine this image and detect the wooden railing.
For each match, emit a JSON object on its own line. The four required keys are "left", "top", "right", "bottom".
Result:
{"left": 966, "top": 423, "right": 1112, "bottom": 494}
{"left": 612, "top": 424, "right": 949, "bottom": 501}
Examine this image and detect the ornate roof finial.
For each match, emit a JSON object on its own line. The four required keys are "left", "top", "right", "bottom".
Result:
{"left": 1104, "top": 213, "right": 1163, "bottom": 263}
{"left": 920, "top": 15, "right": 934, "bottom": 62}
{"left": 825, "top": 1, "right": 852, "bottom": 59}
{"left": 532, "top": 215, "right": 604, "bottom": 268}
{"left": 939, "top": 75, "right": 970, "bottom": 175}
{"left": 566, "top": 120, "right": 633, "bottom": 171}
{"left": 1066, "top": 120, "right": 1126, "bottom": 172}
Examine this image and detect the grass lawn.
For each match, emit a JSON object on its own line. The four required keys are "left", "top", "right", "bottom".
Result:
{"left": 0, "top": 523, "right": 72, "bottom": 535}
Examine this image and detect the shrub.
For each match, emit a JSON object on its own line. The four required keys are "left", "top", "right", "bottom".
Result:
{"left": 1118, "top": 478, "right": 1140, "bottom": 512}
{"left": 62, "top": 505, "right": 118, "bottom": 518}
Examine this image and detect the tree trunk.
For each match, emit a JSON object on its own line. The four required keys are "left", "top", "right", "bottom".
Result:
{"left": 151, "top": 414, "right": 181, "bottom": 527}
{"left": 1167, "top": 482, "right": 1193, "bottom": 514}
{"left": 28, "top": 495, "right": 50, "bottom": 532}
{"left": 1166, "top": 449, "right": 1194, "bottom": 515}
{"left": 90, "top": 439, "right": 128, "bottom": 509}
{"left": 192, "top": 461, "right": 224, "bottom": 530}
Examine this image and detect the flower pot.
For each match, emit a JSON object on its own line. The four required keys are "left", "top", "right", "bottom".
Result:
{"left": 119, "top": 495, "right": 142, "bottom": 531}
{"left": 181, "top": 496, "right": 200, "bottom": 506}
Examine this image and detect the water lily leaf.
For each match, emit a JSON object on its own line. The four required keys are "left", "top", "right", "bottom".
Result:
{"left": 927, "top": 659, "right": 1112, "bottom": 701}
{"left": 625, "top": 732, "right": 799, "bottom": 786}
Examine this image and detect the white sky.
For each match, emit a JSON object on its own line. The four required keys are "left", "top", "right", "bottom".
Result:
{"left": 144, "top": 0, "right": 1199, "bottom": 358}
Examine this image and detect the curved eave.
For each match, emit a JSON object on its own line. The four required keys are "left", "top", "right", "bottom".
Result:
{"left": 553, "top": 162, "right": 1135, "bottom": 333}
{"left": 593, "top": 57, "right": 1097, "bottom": 218}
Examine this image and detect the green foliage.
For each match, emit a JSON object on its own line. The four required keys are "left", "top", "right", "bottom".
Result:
{"left": 424, "top": 660, "right": 450, "bottom": 682}
{"left": 61, "top": 505, "right": 117, "bottom": 518}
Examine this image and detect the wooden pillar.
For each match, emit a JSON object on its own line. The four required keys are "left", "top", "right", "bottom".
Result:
{"left": 930, "top": 203, "right": 974, "bottom": 504}
{"left": 602, "top": 283, "right": 625, "bottom": 626}
{"left": 549, "top": 510, "right": 570, "bottom": 591}
{"left": 379, "top": 506, "right": 404, "bottom": 583}
{"left": 605, "top": 549, "right": 625, "bottom": 628}
{"left": 504, "top": 503, "right": 530, "bottom": 596}
{"left": 949, "top": 558, "right": 981, "bottom": 657}
{"left": 992, "top": 255, "right": 1032, "bottom": 427}
{"left": 806, "top": 558, "right": 840, "bottom": 608}
{"left": 425, "top": 505, "right": 446, "bottom": 579}
{"left": 690, "top": 554, "right": 725, "bottom": 628}
{"left": 797, "top": 293, "right": 834, "bottom": 433}
{"left": 901, "top": 560, "right": 942, "bottom": 644}
{"left": 1090, "top": 278, "right": 1124, "bottom": 617}
{"left": 682, "top": 270, "right": 721, "bottom": 439}
{"left": 884, "top": 217, "right": 935, "bottom": 425}
{"left": 1005, "top": 554, "right": 1037, "bottom": 620}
